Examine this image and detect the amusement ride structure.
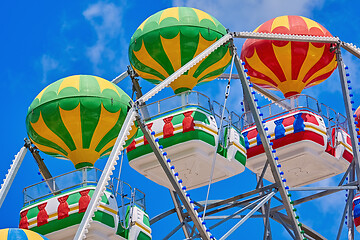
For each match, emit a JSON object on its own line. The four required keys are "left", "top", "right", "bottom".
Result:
{"left": 1, "top": 6, "right": 360, "bottom": 240}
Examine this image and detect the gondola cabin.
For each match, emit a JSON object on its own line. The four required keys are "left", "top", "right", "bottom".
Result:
{"left": 241, "top": 95, "right": 353, "bottom": 187}
{"left": 19, "top": 167, "right": 151, "bottom": 240}
{"left": 353, "top": 193, "right": 360, "bottom": 233}
{"left": 127, "top": 91, "right": 247, "bottom": 190}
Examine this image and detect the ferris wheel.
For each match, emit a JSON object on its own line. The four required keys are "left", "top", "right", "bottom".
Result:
{"left": 1, "top": 6, "right": 360, "bottom": 240}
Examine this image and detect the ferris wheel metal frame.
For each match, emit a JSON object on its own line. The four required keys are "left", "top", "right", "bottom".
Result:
{"left": 1, "top": 31, "right": 360, "bottom": 240}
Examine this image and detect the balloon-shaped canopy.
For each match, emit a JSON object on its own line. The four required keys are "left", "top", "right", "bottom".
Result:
{"left": 241, "top": 15, "right": 337, "bottom": 97}
{"left": 0, "top": 228, "right": 49, "bottom": 240}
{"left": 26, "top": 75, "right": 136, "bottom": 169}
{"left": 129, "top": 7, "right": 232, "bottom": 94}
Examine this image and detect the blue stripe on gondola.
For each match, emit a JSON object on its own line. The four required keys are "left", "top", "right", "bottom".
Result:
{"left": 256, "top": 132, "right": 262, "bottom": 146}
{"left": 242, "top": 132, "right": 249, "bottom": 149}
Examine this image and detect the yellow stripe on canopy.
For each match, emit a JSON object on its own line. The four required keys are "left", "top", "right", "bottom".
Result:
{"left": 131, "top": 64, "right": 164, "bottom": 82}
{"left": 30, "top": 112, "right": 71, "bottom": 153}
{"left": 58, "top": 75, "right": 80, "bottom": 93}
{"left": 161, "top": 34, "right": 182, "bottom": 71}
{"left": 159, "top": 7, "right": 179, "bottom": 23}
{"left": 272, "top": 42, "right": 292, "bottom": 81}
{"left": 59, "top": 105, "right": 82, "bottom": 149}
{"left": 90, "top": 105, "right": 120, "bottom": 150}
{"left": 271, "top": 15, "right": 290, "bottom": 32}
{"left": 245, "top": 48, "right": 281, "bottom": 86}
{"left": 193, "top": 8, "right": 216, "bottom": 25}
{"left": 301, "top": 16, "right": 324, "bottom": 33}
{"left": 197, "top": 50, "right": 231, "bottom": 81}
{"left": 24, "top": 229, "right": 47, "bottom": 240}
{"left": 133, "top": 40, "right": 169, "bottom": 78}
{"left": 94, "top": 76, "right": 119, "bottom": 94}
{"left": 297, "top": 44, "right": 324, "bottom": 81}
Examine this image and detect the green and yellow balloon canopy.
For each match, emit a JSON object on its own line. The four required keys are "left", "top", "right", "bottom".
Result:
{"left": 26, "top": 75, "right": 136, "bottom": 169}
{"left": 129, "top": 7, "right": 231, "bottom": 94}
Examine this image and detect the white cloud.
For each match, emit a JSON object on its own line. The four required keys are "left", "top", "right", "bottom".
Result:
{"left": 300, "top": 176, "right": 346, "bottom": 214}
{"left": 83, "top": 1, "right": 125, "bottom": 73}
{"left": 41, "top": 54, "right": 59, "bottom": 84}
{"left": 172, "top": 0, "right": 324, "bottom": 31}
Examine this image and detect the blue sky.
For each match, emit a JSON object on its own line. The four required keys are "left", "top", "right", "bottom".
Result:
{"left": 1, "top": 0, "right": 360, "bottom": 239}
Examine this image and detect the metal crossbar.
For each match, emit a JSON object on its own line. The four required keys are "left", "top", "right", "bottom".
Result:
{"left": 219, "top": 191, "right": 276, "bottom": 240}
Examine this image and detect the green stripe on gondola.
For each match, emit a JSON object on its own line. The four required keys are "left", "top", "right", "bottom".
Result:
{"left": 174, "top": 87, "right": 191, "bottom": 94}
{"left": 128, "top": 129, "right": 215, "bottom": 160}
{"left": 80, "top": 100, "right": 101, "bottom": 149}
{"left": 29, "top": 211, "right": 115, "bottom": 235}
{"left": 23, "top": 187, "right": 112, "bottom": 216}
{"left": 235, "top": 151, "right": 246, "bottom": 165}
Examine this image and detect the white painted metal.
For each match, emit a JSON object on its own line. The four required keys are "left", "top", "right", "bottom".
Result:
{"left": 111, "top": 70, "right": 129, "bottom": 84}
{"left": 341, "top": 42, "right": 360, "bottom": 60}
{"left": 232, "top": 31, "right": 339, "bottom": 43}
{"left": 128, "top": 206, "right": 152, "bottom": 239}
{"left": 0, "top": 146, "right": 27, "bottom": 208}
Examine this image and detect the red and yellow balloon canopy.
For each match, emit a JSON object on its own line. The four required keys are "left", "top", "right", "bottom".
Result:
{"left": 241, "top": 15, "right": 337, "bottom": 97}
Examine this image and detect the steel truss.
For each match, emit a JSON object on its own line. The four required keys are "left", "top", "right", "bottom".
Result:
{"left": 0, "top": 31, "right": 359, "bottom": 240}
{"left": 143, "top": 32, "right": 360, "bottom": 239}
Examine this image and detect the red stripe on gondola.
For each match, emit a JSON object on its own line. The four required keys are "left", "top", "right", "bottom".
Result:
{"left": 247, "top": 131, "right": 324, "bottom": 158}
{"left": 343, "top": 150, "right": 353, "bottom": 163}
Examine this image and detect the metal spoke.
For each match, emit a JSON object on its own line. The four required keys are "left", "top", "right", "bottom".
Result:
{"left": 219, "top": 191, "right": 276, "bottom": 240}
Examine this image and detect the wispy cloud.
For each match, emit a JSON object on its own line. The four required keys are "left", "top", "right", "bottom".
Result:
{"left": 83, "top": 1, "right": 126, "bottom": 74}
{"left": 173, "top": 0, "right": 324, "bottom": 31}
{"left": 41, "top": 54, "right": 59, "bottom": 84}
